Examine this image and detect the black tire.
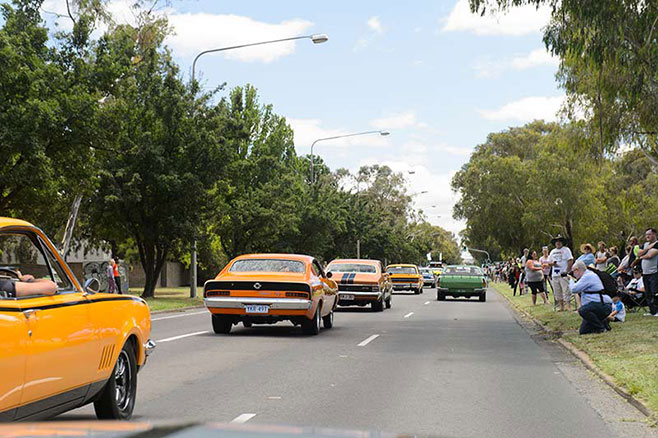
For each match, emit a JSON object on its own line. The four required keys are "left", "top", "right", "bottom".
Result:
{"left": 322, "top": 310, "right": 334, "bottom": 329}
{"left": 437, "top": 291, "right": 445, "bottom": 301}
{"left": 302, "top": 305, "right": 321, "bottom": 335}
{"left": 94, "top": 341, "right": 137, "bottom": 420}
{"left": 212, "top": 314, "right": 232, "bottom": 334}
{"left": 243, "top": 321, "right": 253, "bottom": 328}
{"left": 385, "top": 294, "right": 392, "bottom": 309}
{"left": 415, "top": 287, "right": 422, "bottom": 295}
{"left": 479, "top": 293, "right": 486, "bottom": 302}
{"left": 372, "top": 298, "right": 384, "bottom": 312}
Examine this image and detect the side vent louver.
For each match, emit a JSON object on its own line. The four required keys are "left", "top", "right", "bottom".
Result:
{"left": 98, "top": 345, "right": 115, "bottom": 370}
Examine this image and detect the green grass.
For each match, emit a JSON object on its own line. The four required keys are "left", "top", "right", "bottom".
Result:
{"left": 492, "top": 282, "right": 658, "bottom": 416}
{"left": 127, "top": 287, "right": 204, "bottom": 312}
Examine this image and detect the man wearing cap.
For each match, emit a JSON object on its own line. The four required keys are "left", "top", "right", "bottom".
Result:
{"left": 548, "top": 235, "right": 574, "bottom": 312}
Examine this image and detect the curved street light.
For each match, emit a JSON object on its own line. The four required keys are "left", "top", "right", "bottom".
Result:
{"left": 188, "top": 33, "right": 328, "bottom": 298}
{"left": 310, "top": 130, "right": 390, "bottom": 184}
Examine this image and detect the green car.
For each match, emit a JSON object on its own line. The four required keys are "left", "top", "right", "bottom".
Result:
{"left": 437, "top": 265, "right": 488, "bottom": 302}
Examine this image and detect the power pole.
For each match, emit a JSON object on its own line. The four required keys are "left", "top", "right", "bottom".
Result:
{"left": 190, "top": 241, "right": 197, "bottom": 298}
{"left": 356, "top": 239, "right": 361, "bottom": 259}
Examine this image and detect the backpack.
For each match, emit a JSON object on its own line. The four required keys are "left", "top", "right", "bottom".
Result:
{"left": 587, "top": 267, "right": 617, "bottom": 298}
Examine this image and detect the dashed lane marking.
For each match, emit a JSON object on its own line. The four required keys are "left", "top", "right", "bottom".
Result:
{"left": 157, "top": 331, "right": 209, "bottom": 343}
{"left": 231, "top": 413, "right": 256, "bottom": 424}
{"left": 424, "top": 301, "right": 430, "bottom": 305}
{"left": 358, "top": 334, "right": 380, "bottom": 347}
{"left": 152, "top": 311, "right": 206, "bottom": 321}
{"left": 404, "top": 312, "right": 414, "bottom": 318}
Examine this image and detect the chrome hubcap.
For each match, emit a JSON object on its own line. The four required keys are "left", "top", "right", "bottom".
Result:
{"left": 114, "top": 350, "right": 132, "bottom": 411}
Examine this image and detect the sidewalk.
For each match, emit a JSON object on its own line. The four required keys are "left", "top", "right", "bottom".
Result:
{"left": 492, "top": 282, "right": 658, "bottom": 422}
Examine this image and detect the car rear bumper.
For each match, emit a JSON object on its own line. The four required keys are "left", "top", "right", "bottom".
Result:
{"left": 438, "top": 287, "right": 486, "bottom": 296}
{"left": 392, "top": 283, "right": 418, "bottom": 290}
{"left": 338, "top": 291, "right": 382, "bottom": 304}
{"left": 204, "top": 297, "right": 312, "bottom": 310}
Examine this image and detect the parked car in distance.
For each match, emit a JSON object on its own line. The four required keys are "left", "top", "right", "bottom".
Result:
{"left": 386, "top": 264, "right": 423, "bottom": 294}
{"left": 428, "top": 261, "right": 443, "bottom": 277}
{"left": 0, "top": 217, "right": 154, "bottom": 421}
{"left": 204, "top": 254, "right": 338, "bottom": 335}
{"left": 326, "top": 259, "right": 392, "bottom": 311}
{"left": 419, "top": 267, "right": 437, "bottom": 288}
{"left": 437, "top": 265, "right": 488, "bottom": 302}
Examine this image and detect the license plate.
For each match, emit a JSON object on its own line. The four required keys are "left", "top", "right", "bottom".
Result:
{"left": 341, "top": 294, "right": 355, "bottom": 300}
{"left": 455, "top": 289, "right": 467, "bottom": 293}
{"left": 245, "top": 305, "right": 269, "bottom": 313}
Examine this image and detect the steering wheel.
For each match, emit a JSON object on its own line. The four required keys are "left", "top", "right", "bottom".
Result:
{"left": 0, "top": 267, "right": 20, "bottom": 279}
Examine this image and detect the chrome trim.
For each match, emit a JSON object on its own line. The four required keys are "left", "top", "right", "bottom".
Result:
{"left": 338, "top": 291, "right": 382, "bottom": 299}
{"left": 144, "top": 339, "right": 156, "bottom": 356}
{"left": 204, "top": 297, "right": 311, "bottom": 310}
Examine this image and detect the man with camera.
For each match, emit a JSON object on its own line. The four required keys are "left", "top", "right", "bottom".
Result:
{"left": 548, "top": 235, "right": 574, "bottom": 312}
{"left": 569, "top": 260, "right": 613, "bottom": 334}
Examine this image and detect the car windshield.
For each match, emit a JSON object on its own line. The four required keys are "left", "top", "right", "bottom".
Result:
{"left": 328, "top": 263, "right": 377, "bottom": 273}
{"left": 229, "top": 259, "right": 305, "bottom": 273}
{"left": 444, "top": 266, "right": 481, "bottom": 275}
{"left": 387, "top": 266, "right": 416, "bottom": 274}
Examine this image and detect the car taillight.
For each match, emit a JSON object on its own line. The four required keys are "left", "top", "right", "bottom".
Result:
{"left": 206, "top": 290, "right": 230, "bottom": 297}
{"left": 285, "top": 292, "right": 309, "bottom": 299}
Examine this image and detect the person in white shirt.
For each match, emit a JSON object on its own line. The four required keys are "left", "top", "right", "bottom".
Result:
{"left": 618, "top": 268, "right": 645, "bottom": 309}
{"left": 548, "top": 235, "right": 574, "bottom": 312}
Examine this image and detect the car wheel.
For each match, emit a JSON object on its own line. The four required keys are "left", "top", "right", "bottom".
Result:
{"left": 94, "top": 342, "right": 137, "bottom": 420}
{"left": 415, "top": 287, "right": 422, "bottom": 295}
{"left": 437, "top": 291, "right": 445, "bottom": 301}
{"left": 302, "top": 305, "right": 321, "bottom": 335}
{"left": 479, "top": 293, "right": 486, "bottom": 302}
{"left": 211, "top": 314, "right": 232, "bottom": 334}
{"left": 322, "top": 310, "right": 334, "bottom": 329}
{"left": 385, "top": 295, "right": 392, "bottom": 309}
{"left": 243, "top": 321, "right": 253, "bottom": 328}
{"left": 372, "top": 298, "right": 384, "bottom": 312}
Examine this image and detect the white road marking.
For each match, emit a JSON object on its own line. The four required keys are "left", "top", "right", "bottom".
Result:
{"left": 404, "top": 312, "right": 414, "bottom": 318}
{"left": 358, "top": 334, "right": 380, "bottom": 347}
{"left": 424, "top": 301, "right": 430, "bottom": 305}
{"left": 267, "top": 396, "right": 282, "bottom": 400}
{"left": 152, "top": 311, "right": 206, "bottom": 321}
{"left": 231, "top": 413, "right": 256, "bottom": 424}
{"left": 157, "top": 331, "right": 209, "bottom": 343}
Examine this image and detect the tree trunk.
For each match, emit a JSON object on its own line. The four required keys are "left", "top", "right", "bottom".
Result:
{"left": 138, "top": 240, "right": 168, "bottom": 299}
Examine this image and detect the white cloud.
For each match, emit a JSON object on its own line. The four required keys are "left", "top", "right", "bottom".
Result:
{"left": 167, "top": 14, "right": 314, "bottom": 63}
{"left": 442, "top": 0, "right": 551, "bottom": 36}
{"left": 288, "top": 118, "right": 391, "bottom": 152}
{"left": 479, "top": 96, "right": 565, "bottom": 122}
{"left": 367, "top": 16, "right": 384, "bottom": 34}
{"left": 475, "top": 48, "right": 558, "bottom": 78}
{"left": 371, "top": 111, "right": 425, "bottom": 130}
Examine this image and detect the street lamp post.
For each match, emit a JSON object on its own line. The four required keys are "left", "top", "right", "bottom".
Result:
{"left": 309, "top": 130, "right": 390, "bottom": 184}
{"left": 188, "top": 33, "right": 328, "bottom": 298}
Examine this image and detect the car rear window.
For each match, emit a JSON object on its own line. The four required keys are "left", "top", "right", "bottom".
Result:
{"left": 444, "top": 267, "right": 481, "bottom": 275}
{"left": 327, "top": 263, "right": 376, "bottom": 273}
{"left": 229, "top": 259, "right": 305, "bottom": 273}
{"left": 387, "top": 266, "right": 417, "bottom": 274}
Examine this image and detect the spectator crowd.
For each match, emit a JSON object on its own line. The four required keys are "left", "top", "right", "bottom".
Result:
{"left": 489, "top": 228, "right": 658, "bottom": 335}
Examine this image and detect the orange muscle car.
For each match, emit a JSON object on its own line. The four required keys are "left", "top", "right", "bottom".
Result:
{"left": 204, "top": 254, "right": 338, "bottom": 335}
{"left": 326, "top": 259, "right": 392, "bottom": 311}
{"left": 386, "top": 264, "right": 424, "bottom": 294}
{"left": 0, "top": 218, "right": 154, "bottom": 421}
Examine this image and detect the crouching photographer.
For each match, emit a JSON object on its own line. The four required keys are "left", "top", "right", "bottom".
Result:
{"left": 569, "top": 260, "right": 613, "bottom": 335}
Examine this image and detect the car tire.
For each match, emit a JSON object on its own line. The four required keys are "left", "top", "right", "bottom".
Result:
{"left": 243, "top": 321, "right": 253, "bottom": 328}
{"left": 212, "top": 314, "right": 232, "bottom": 334}
{"left": 415, "top": 287, "right": 422, "bottom": 295}
{"left": 437, "top": 291, "right": 445, "bottom": 301}
{"left": 322, "top": 310, "right": 334, "bottom": 329}
{"left": 372, "top": 298, "right": 384, "bottom": 312}
{"left": 302, "top": 305, "right": 321, "bottom": 335}
{"left": 94, "top": 341, "right": 137, "bottom": 420}
{"left": 479, "top": 293, "right": 486, "bottom": 302}
{"left": 385, "top": 295, "right": 392, "bottom": 309}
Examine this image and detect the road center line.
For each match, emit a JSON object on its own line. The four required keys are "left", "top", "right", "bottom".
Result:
{"left": 157, "top": 331, "right": 209, "bottom": 343}
{"left": 424, "top": 301, "right": 430, "bottom": 305}
{"left": 152, "top": 311, "right": 206, "bottom": 321}
{"left": 358, "top": 334, "right": 380, "bottom": 347}
{"left": 404, "top": 312, "right": 414, "bottom": 318}
{"left": 231, "top": 413, "right": 256, "bottom": 424}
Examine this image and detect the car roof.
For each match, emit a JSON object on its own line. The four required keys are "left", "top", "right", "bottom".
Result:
{"left": 387, "top": 264, "right": 417, "bottom": 268}
{"left": 328, "top": 259, "right": 380, "bottom": 265}
{"left": 0, "top": 217, "right": 35, "bottom": 228}
{"left": 233, "top": 253, "right": 315, "bottom": 263}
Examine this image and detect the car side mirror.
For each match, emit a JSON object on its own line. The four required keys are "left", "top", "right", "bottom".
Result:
{"left": 326, "top": 271, "right": 333, "bottom": 278}
{"left": 84, "top": 278, "right": 100, "bottom": 294}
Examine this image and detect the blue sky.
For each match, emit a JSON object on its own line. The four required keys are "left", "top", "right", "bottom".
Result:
{"left": 39, "top": 0, "right": 563, "bottom": 235}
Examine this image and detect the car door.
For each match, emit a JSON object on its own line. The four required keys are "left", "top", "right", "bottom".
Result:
{"left": 0, "top": 296, "right": 28, "bottom": 420}
{"left": 13, "top": 232, "right": 95, "bottom": 417}
{"left": 313, "top": 260, "right": 336, "bottom": 313}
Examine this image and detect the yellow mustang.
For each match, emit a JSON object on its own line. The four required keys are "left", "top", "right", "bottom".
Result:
{"left": 0, "top": 218, "right": 154, "bottom": 421}
{"left": 385, "top": 264, "right": 424, "bottom": 294}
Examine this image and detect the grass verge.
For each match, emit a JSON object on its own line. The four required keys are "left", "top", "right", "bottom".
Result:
{"left": 127, "top": 287, "right": 204, "bottom": 312}
{"left": 492, "top": 282, "right": 658, "bottom": 416}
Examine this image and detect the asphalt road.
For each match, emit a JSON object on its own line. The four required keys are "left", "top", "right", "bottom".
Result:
{"left": 64, "top": 287, "right": 655, "bottom": 438}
